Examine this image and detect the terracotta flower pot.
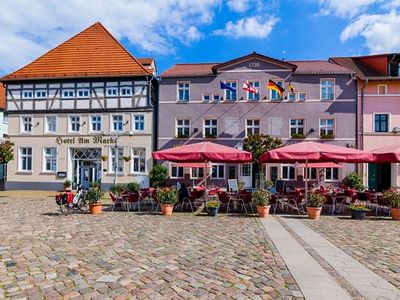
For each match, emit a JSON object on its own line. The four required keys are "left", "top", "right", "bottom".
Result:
{"left": 307, "top": 207, "right": 322, "bottom": 220}
{"left": 256, "top": 205, "right": 271, "bottom": 218}
{"left": 89, "top": 203, "right": 103, "bottom": 215}
{"left": 391, "top": 208, "right": 400, "bottom": 221}
{"left": 161, "top": 204, "right": 174, "bottom": 216}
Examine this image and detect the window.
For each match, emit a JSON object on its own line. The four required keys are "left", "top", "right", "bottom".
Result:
{"left": 389, "top": 61, "right": 400, "bottom": 77}
{"left": 305, "top": 168, "right": 317, "bottom": 180}
{"left": 202, "top": 94, "right": 210, "bottom": 101}
{"left": 171, "top": 166, "right": 184, "bottom": 178}
{"left": 246, "top": 119, "right": 260, "bottom": 136}
{"left": 374, "top": 114, "right": 389, "bottom": 132}
{"left": 282, "top": 164, "right": 295, "bottom": 180}
{"left": 91, "top": 115, "right": 102, "bottom": 132}
{"left": 134, "top": 114, "right": 145, "bottom": 131}
{"left": 35, "top": 90, "right": 47, "bottom": 98}
{"left": 377, "top": 85, "right": 387, "bottom": 95}
{"left": 45, "top": 116, "right": 57, "bottom": 133}
{"left": 204, "top": 119, "right": 217, "bottom": 138}
{"left": 224, "top": 81, "right": 237, "bottom": 101}
{"left": 269, "top": 166, "right": 278, "bottom": 182}
{"left": 110, "top": 147, "right": 124, "bottom": 173}
{"left": 320, "top": 79, "right": 334, "bottom": 100}
{"left": 290, "top": 119, "right": 304, "bottom": 137}
{"left": 212, "top": 94, "right": 220, "bottom": 101}
{"left": 176, "top": 119, "right": 190, "bottom": 138}
{"left": 112, "top": 115, "right": 124, "bottom": 132}
{"left": 43, "top": 147, "right": 57, "bottom": 172}
{"left": 212, "top": 164, "right": 225, "bottom": 179}
{"left": 62, "top": 90, "right": 75, "bottom": 98}
{"left": 320, "top": 118, "right": 335, "bottom": 137}
{"left": 19, "top": 147, "right": 32, "bottom": 171}
{"left": 3, "top": 113, "right": 8, "bottom": 124}
{"left": 191, "top": 167, "right": 204, "bottom": 179}
{"left": 177, "top": 82, "right": 190, "bottom": 101}
{"left": 22, "top": 90, "right": 33, "bottom": 99}
{"left": 241, "top": 164, "right": 252, "bottom": 176}
{"left": 271, "top": 80, "right": 283, "bottom": 100}
{"left": 77, "top": 89, "right": 90, "bottom": 98}
{"left": 120, "top": 87, "right": 132, "bottom": 96}
{"left": 247, "top": 81, "right": 260, "bottom": 100}
{"left": 21, "top": 116, "right": 32, "bottom": 133}
{"left": 70, "top": 116, "right": 80, "bottom": 132}
{"left": 325, "top": 168, "right": 339, "bottom": 181}
{"left": 131, "top": 147, "right": 146, "bottom": 173}
{"left": 298, "top": 92, "right": 307, "bottom": 101}
{"left": 106, "top": 88, "right": 118, "bottom": 96}
{"left": 288, "top": 92, "right": 296, "bottom": 101}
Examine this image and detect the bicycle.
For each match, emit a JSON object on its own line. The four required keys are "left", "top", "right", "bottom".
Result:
{"left": 56, "top": 186, "right": 89, "bottom": 215}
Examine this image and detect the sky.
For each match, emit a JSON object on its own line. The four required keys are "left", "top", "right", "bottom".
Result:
{"left": 0, "top": 0, "right": 399, "bottom": 75}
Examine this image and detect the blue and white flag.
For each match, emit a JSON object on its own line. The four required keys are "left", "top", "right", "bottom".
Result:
{"left": 220, "top": 81, "right": 236, "bottom": 92}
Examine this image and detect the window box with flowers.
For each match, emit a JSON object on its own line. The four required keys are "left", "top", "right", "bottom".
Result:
{"left": 320, "top": 133, "right": 335, "bottom": 140}
{"left": 122, "top": 156, "right": 131, "bottom": 162}
{"left": 291, "top": 133, "right": 305, "bottom": 139}
{"left": 100, "top": 155, "right": 108, "bottom": 162}
{"left": 204, "top": 133, "right": 217, "bottom": 139}
{"left": 176, "top": 133, "right": 189, "bottom": 139}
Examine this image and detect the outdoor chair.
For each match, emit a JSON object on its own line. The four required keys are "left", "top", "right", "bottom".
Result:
{"left": 240, "top": 191, "right": 254, "bottom": 214}
{"left": 128, "top": 192, "right": 140, "bottom": 212}
{"left": 110, "top": 192, "right": 125, "bottom": 211}
{"left": 217, "top": 191, "right": 231, "bottom": 213}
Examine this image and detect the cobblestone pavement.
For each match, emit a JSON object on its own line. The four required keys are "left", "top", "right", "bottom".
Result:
{"left": 301, "top": 215, "right": 400, "bottom": 290}
{"left": 0, "top": 196, "right": 302, "bottom": 299}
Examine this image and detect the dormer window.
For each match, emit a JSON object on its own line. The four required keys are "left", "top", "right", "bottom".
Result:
{"left": 35, "top": 90, "right": 47, "bottom": 98}
{"left": 22, "top": 90, "right": 33, "bottom": 99}
{"left": 63, "top": 90, "right": 75, "bottom": 98}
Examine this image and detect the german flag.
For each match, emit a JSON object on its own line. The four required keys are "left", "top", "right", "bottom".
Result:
{"left": 268, "top": 80, "right": 285, "bottom": 97}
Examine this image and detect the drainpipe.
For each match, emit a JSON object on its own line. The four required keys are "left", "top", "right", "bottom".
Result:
{"left": 360, "top": 78, "right": 368, "bottom": 185}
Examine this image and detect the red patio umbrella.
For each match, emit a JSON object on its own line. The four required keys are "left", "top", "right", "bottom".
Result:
{"left": 153, "top": 142, "right": 252, "bottom": 190}
{"left": 371, "top": 144, "right": 400, "bottom": 162}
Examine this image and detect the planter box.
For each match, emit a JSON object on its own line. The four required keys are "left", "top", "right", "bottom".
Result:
{"left": 207, "top": 207, "right": 219, "bottom": 216}
{"left": 350, "top": 209, "right": 368, "bottom": 220}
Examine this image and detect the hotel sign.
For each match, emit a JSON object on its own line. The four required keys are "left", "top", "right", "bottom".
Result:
{"left": 55, "top": 136, "right": 117, "bottom": 145}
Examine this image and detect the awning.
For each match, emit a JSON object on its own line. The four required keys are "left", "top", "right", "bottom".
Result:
{"left": 174, "top": 162, "right": 212, "bottom": 168}
{"left": 295, "top": 162, "right": 344, "bottom": 168}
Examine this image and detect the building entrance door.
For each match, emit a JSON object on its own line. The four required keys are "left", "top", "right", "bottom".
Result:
{"left": 239, "top": 163, "right": 252, "bottom": 188}
{"left": 368, "top": 163, "right": 391, "bottom": 191}
{"left": 71, "top": 148, "right": 101, "bottom": 189}
{"left": 80, "top": 162, "right": 99, "bottom": 189}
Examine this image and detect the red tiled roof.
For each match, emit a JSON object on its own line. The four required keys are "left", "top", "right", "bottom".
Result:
{"left": 1, "top": 22, "right": 150, "bottom": 81}
{"left": 161, "top": 63, "right": 218, "bottom": 78}
{"left": 0, "top": 85, "right": 5, "bottom": 110}
{"left": 138, "top": 58, "right": 154, "bottom": 66}
{"left": 330, "top": 57, "right": 385, "bottom": 79}
{"left": 289, "top": 60, "right": 353, "bottom": 75}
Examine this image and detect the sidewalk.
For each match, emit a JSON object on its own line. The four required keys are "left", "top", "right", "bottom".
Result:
{"left": 0, "top": 190, "right": 57, "bottom": 198}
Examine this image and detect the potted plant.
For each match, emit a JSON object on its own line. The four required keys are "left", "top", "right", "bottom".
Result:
{"left": 149, "top": 165, "right": 168, "bottom": 188}
{"left": 348, "top": 204, "right": 371, "bottom": 220}
{"left": 126, "top": 182, "right": 141, "bottom": 193}
{"left": 306, "top": 193, "right": 326, "bottom": 220}
{"left": 252, "top": 189, "right": 272, "bottom": 218}
{"left": 122, "top": 155, "right": 131, "bottom": 162}
{"left": 64, "top": 180, "right": 72, "bottom": 191}
{"left": 206, "top": 201, "right": 221, "bottom": 216}
{"left": 320, "top": 133, "right": 335, "bottom": 139}
{"left": 156, "top": 188, "right": 178, "bottom": 216}
{"left": 100, "top": 155, "right": 108, "bottom": 162}
{"left": 342, "top": 172, "right": 364, "bottom": 190}
{"left": 109, "top": 183, "right": 126, "bottom": 196}
{"left": 86, "top": 186, "right": 104, "bottom": 215}
{"left": 383, "top": 188, "right": 400, "bottom": 221}
{"left": 238, "top": 180, "right": 245, "bottom": 191}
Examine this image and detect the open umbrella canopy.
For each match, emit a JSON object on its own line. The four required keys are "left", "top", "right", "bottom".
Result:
{"left": 295, "top": 162, "right": 344, "bottom": 168}
{"left": 259, "top": 141, "right": 374, "bottom": 163}
{"left": 152, "top": 142, "right": 252, "bottom": 163}
{"left": 371, "top": 144, "right": 400, "bottom": 162}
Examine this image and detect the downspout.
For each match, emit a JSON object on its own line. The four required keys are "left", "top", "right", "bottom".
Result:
{"left": 360, "top": 78, "right": 368, "bottom": 185}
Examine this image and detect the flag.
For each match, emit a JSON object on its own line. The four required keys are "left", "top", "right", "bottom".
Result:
{"left": 242, "top": 81, "right": 258, "bottom": 94}
{"left": 268, "top": 80, "right": 284, "bottom": 97}
{"left": 220, "top": 81, "right": 236, "bottom": 92}
{"left": 288, "top": 83, "right": 295, "bottom": 93}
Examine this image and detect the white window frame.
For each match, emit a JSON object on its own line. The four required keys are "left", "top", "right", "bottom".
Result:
{"left": 212, "top": 93, "right": 220, "bottom": 102}
{"left": 109, "top": 147, "right": 124, "bottom": 174}
{"left": 377, "top": 84, "right": 387, "bottom": 95}
{"left": 247, "top": 80, "right": 260, "bottom": 101}
{"left": 298, "top": 92, "right": 307, "bottom": 101}
{"left": 176, "top": 118, "right": 190, "bottom": 137}
{"left": 45, "top": 115, "right": 57, "bottom": 134}
{"left": 106, "top": 87, "right": 118, "bottom": 97}
{"left": 319, "top": 118, "right": 336, "bottom": 137}
{"left": 90, "top": 115, "right": 102, "bottom": 132}
{"left": 131, "top": 147, "right": 146, "bottom": 174}
{"left": 289, "top": 118, "right": 305, "bottom": 137}
{"left": 202, "top": 94, "right": 211, "bottom": 101}
{"left": 22, "top": 90, "right": 33, "bottom": 99}
{"left": 170, "top": 164, "right": 184, "bottom": 179}
{"left": 177, "top": 81, "right": 190, "bottom": 102}
{"left": 203, "top": 119, "right": 218, "bottom": 138}
{"left": 191, "top": 167, "right": 204, "bottom": 179}
{"left": 325, "top": 167, "right": 339, "bottom": 182}
{"left": 35, "top": 90, "right": 47, "bottom": 99}
{"left": 21, "top": 115, "right": 33, "bottom": 133}
{"left": 245, "top": 119, "right": 260, "bottom": 137}
{"left": 43, "top": 147, "right": 57, "bottom": 172}
{"left": 211, "top": 163, "right": 225, "bottom": 179}
{"left": 77, "top": 89, "right": 90, "bottom": 98}
{"left": 320, "top": 78, "right": 335, "bottom": 100}
{"left": 270, "top": 80, "right": 284, "bottom": 100}
{"left": 224, "top": 80, "right": 238, "bottom": 101}
{"left": 111, "top": 114, "right": 124, "bottom": 132}
{"left": 305, "top": 168, "right": 317, "bottom": 180}
{"left": 62, "top": 89, "right": 75, "bottom": 98}
{"left": 69, "top": 115, "right": 81, "bottom": 133}
{"left": 133, "top": 114, "right": 145, "bottom": 132}
{"left": 240, "top": 163, "right": 252, "bottom": 177}
{"left": 281, "top": 164, "right": 295, "bottom": 180}
{"left": 373, "top": 112, "right": 390, "bottom": 133}
{"left": 120, "top": 87, "right": 132, "bottom": 97}
{"left": 19, "top": 147, "right": 32, "bottom": 171}
{"left": 287, "top": 92, "right": 296, "bottom": 101}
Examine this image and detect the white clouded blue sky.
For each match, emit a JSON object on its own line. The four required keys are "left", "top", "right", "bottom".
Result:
{"left": 0, "top": 0, "right": 399, "bottom": 75}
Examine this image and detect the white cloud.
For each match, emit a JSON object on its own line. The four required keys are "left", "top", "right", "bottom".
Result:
{"left": 340, "top": 10, "right": 400, "bottom": 53}
{"left": 227, "top": 0, "right": 251, "bottom": 12}
{"left": 383, "top": 0, "right": 400, "bottom": 9}
{"left": 213, "top": 15, "right": 279, "bottom": 39}
{"left": 319, "top": 0, "right": 380, "bottom": 18}
{"left": 0, "top": 0, "right": 222, "bottom": 74}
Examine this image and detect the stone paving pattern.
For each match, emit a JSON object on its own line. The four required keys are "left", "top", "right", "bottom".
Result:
{"left": 0, "top": 196, "right": 302, "bottom": 299}
{"left": 302, "top": 216, "right": 400, "bottom": 290}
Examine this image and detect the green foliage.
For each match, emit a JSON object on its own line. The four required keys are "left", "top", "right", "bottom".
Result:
{"left": 307, "top": 193, "right": 326, "bottom": 207}
{"left": 252, "top": 189, "right": 272, "bottom": 206}
{"left": 86, "top": 187, "right": 104, "bottom": 204}
{"left": 90, "top": 181, "right": 100, "bottom": 189}
{"left": 348, "top": 204, "right": 371, "bottom": 211}
{"left": 383, "top": 188, "right": 400, "bottom": 209}
{"left": 109, "top": 183, "right": 126, "bottom": 196}
{"left": 320, "top": 133, "right": 335, "bottom": 140}
{"left": 156, "top": 188, "right": 178, "bottom": 204}
{"left": 206, "top": 200, "right": 221, "bottom": 208}
{"left": 243, "top": 134, "right": 282, "bottom": 163}
{"left": 126, "top": 182, "right": 141, "bottom": 192}
{"left": 342, "top": 172, "right": 364, "bottom": 190}
{"left": 0, "top": 140, "right": 14, "bottom": 164}
{"left": 265, "top": 181, "right": 274, "bottom": 189}
{"left": 149, "top": 164, "right": 168, "bottom": 187}
{"left": 291, "top": 133, "right": 305, "bottom": 139}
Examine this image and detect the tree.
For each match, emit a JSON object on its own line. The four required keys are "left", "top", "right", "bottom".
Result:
{"left": 0, "top": 140, "right": 14, "bottom": 165}
{"left": 149, "top": 164, "right": 169, "bottom": 187}
{"left": 243, "top": 134, "right": 282, "bottom": 188}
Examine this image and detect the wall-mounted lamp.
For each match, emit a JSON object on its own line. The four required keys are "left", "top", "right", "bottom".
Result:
{"left": 79, "top": 121, "right": 86, "bottom": 127}
{"left": 309, "top": 128, "right": 315, "bottom": 133}
{"left": 240, "top": 97, "right": 244, "bottom": 100}
{"left": 123, "top": 120, "right": 129, "bottom": 126}
{"left": 34, "top": 122, "right": 40, "bottom": 128}
{"left": 262, "top": 96, "right": 267, "bottom": 100}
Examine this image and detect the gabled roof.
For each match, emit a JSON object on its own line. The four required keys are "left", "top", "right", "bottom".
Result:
{"left": 138, "top": 57, "right": 157, "bottom": 75}
{"left": 0, "top": 85, "right": 5, "bottom": 110}
{"left": 1, "top": 22, "right": 150, "bottom": 81}
{"left": 212, "top": 51, "right": 297, "bottom": 72}
{"left": 161, "top": 63, "right": 218, "bottom": 78}
{"left": 289, "top": 60, "right": 354, "bottom": 75}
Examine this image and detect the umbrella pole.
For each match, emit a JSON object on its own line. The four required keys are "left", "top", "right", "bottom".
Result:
{"left": 305, "top": 159, "right": 308, "bottom": 202}
{"left": 204, "top": 160, "right": 208, "bottom": 200}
